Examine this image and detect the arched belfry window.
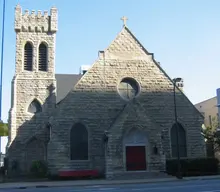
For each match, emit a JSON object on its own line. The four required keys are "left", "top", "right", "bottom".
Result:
{"left": 38, "top": 43, "right": 48, "bottom": 71}
{"left": 27, "top": 99, "right": 42, "bottom": 114}
{"left": 70, "top": 123, "right": 88, "bottom": 160}
{"left": 171, "top": 122, "right": 187, "bottom": 158}
{"left": 24, "top": 42, "right": 33, "bottom": 71}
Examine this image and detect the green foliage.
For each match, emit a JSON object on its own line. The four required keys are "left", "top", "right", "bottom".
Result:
{"left": 0, "top": 122, "right": 8, "bottom": 136}
{"left": 201, "top": 116, "right": 220, "bottom": 152}
{"left": 166, "top": 158, "right": 219, "bottom": 176}
{"left": 30, "top": 160, "right": 48, "bottom": 178}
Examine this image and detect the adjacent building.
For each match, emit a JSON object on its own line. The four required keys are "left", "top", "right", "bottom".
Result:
{"left": 195, "top": 97, "right": 218, "bottom": 128}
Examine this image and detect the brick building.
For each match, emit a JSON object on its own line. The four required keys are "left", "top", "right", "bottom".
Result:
{"left": 6, "top": 5, "right": 206, "bottom": 179}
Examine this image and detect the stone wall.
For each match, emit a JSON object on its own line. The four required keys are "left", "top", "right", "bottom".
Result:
{"left": 7, "top": 6, "right": 206, "bottom": 177}
{"left": 7, "top": 5, "right": 57, "bottom": 174}
{"left": 47, "top": 27, "right": 206, "bottom": 176}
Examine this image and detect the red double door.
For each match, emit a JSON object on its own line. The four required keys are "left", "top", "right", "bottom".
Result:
{"left": 126, "top": 146, "right": 147, "bottom": 171}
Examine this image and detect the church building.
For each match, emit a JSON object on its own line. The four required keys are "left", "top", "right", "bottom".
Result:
{"left": 6, "top": 5, "right": 206, "bottom": 179}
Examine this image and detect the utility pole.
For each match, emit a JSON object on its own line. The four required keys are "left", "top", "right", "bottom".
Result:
{"left": 0, "top": 0, "right": 6, "bottom": 155}
{"left": 0, "top": 0, "right": 6, "bottom": 121}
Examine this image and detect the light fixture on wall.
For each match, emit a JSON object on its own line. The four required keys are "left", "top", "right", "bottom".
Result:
{"left": 46, "top": 122, "right": 52, "bottom": 141}
{"left": 46, "top": 122, "right": 51, "bottom": 129}
{"left": 153, "top": 144, "right": 158, "bottom": 155}
{"left": 103, "top": 130, "right": 109, "bottom": 144}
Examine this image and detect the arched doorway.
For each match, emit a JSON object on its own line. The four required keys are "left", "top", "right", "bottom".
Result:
{"left": 123, "top": 129, "right": 148, "bottom": 171}
{"left": 170, "top": 122, "right": 187, "bottom": 158}
{"left": 26, "top": 137, "right": 46, "bottom": 172}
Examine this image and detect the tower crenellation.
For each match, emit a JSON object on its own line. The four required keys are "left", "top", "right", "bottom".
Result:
{"left": 14, "top": 5, "right": 58, "bottom": 33}
{"left": 50, "top": 7, "right": 58, "bottom": 32}
{"left": 7, "top": 5, "right": 58, "bottom": 153}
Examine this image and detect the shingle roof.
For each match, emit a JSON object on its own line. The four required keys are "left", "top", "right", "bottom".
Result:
{"left": 55, "top": 74, "right": 82, "bottom": 103}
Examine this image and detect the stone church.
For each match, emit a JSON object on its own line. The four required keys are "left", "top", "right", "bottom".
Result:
{"left": 6, "top": 5, "right": 206, "bottom": 179}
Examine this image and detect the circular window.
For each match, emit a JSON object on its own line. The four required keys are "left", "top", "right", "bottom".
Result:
{"left": 118, "top": 77, "right": 140, "bottom": 100}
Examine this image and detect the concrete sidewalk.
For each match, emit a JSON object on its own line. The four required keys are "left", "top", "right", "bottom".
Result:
{"left": 0, "top": 175, "right": 219, "bottom": 190}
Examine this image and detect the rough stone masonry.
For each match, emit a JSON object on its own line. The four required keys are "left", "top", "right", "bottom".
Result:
{"left": 6, "top": 5, "right": 206, "bottom": 179}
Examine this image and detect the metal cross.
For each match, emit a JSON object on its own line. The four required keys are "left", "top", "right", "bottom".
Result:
{"left": 121, "top": 16, "right": 128, "bottom": 26}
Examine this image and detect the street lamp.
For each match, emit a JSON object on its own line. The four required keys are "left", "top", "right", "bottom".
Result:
{"left": 173, "top": 77, "right": 183, "bottom": 179}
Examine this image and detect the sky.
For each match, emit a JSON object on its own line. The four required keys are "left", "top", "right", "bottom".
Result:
{"left": 0, "top": 0, "right": 220, "bottom": 124}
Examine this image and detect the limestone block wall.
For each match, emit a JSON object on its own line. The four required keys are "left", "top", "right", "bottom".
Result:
{"left": 7, "top": 5, "right": 58, "bottom": 174}
{"left": 47, "top": 27, "right": 206, "bottom": 176}
{"left": 14, "top": 5, "right": 57, "bottom": 74}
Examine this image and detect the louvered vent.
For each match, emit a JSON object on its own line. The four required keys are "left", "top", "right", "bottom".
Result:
{"left": 24, "top": 42, "right": 33, "bottom": 71}
{"left": 38, "top": 43, "right": 47, "bottom": 71}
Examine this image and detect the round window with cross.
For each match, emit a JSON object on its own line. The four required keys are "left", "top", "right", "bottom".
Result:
{"left": 118, "top": 77, "right": 140, "bottom": 100}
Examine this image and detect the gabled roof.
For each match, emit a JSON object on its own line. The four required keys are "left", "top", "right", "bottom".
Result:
{"left": 104, "top": 25, "right": 204, "bottom": 119}
{"left": 104, "top": 25, "right": 157, "bottom": 60}
{"left": 55, "top": 74, "right": 82, "bottom": 103}
{"left": 105, "top": 26, "right": 150, "bottom": 57}
{"left": 194, "top": 96, "right": 217, "bottom": 106}
{"left": 55, "top": 25, "right": 204, "bottom": 119}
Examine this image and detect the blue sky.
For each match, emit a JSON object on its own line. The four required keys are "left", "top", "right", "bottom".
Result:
{"left": 0, "top": 0, "right": 220, "bottom": 123}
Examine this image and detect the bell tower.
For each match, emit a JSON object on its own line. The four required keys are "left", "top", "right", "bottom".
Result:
{"left": 7, "top": 5, "right": 58, "bottom": 148}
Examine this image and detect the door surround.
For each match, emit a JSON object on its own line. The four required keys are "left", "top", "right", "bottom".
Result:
{"left": 123, "top": 129, "right": 149, "bottom": 172}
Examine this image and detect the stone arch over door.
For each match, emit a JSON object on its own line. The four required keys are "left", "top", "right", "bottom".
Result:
{"left": 170, "top": 122, "right": 187, "bottom": 158}
{"left": 123, "top": 128, "right": 148, "bottom": 171}
{"left": 25, "top": 137, "right": 46, "bottom": 173}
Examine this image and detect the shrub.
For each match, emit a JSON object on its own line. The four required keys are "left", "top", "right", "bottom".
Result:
{"left": 30, "top": 160, "right": 48, "bottom": 178}
{"left": 0, "top": 166, "right": 4, "bottom": 176}
{"left": 166, "top": 157, "right": 219, "bottom": 177}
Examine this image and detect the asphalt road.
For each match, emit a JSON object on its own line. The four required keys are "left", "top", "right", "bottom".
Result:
{"left": 1, "top": 179, "right": 220, "bottom": 192}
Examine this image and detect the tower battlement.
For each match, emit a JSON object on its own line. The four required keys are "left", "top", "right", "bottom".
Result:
{"left": 14, "top": 4, "right": 58, "bottom": 33}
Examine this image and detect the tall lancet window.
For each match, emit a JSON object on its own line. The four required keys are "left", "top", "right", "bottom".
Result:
{"left": 38, "top": 43, "right": 48, "bottom": 71}
{"left": 24, "top": 42, "right": 33, "bottom": 71}
{"left": 70, "top": 123, "right": 89, "bottom": 160}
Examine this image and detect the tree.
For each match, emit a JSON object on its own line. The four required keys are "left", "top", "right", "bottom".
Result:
{"left": 0, "top": 122, "right": 8, "bottom": 136}
{"left": 201, "top": 116, "right": 220, "bottom": 154}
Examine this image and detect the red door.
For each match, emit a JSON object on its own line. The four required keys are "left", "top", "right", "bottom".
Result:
{"left": 126, "top": 146, "right": 146, "bottom": 171}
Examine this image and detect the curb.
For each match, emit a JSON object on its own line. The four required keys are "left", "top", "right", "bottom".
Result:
{"left": 0, "top": 178, "right": 179, "bottom": 190}
{"left": 184, "top": 175, "right": 220, "bottom": 181}
{"left": 0, "top": 176, "right": 220, "bottom": 190}
{"left": 6, "top": 186, "right": 49, "bottom": 189}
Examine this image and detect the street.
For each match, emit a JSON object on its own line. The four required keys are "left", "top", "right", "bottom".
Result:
{"left": 0, "top": 179, "right": 220, "bottom": 192}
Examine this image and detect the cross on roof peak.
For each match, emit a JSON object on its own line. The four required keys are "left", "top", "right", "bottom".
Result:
{"left": 121, "top": 16, "right": 128, "bottom": 26}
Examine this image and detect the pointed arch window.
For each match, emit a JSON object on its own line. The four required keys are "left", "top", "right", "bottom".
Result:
{"left": 171, "top": 122, "right": 187, "bottom": 158}
{"left": 70, "top": 123, "right": 88, "bottom": 160}
{"left": 38, "top": 43, "right": 48, "bottom": 71}
{"left": 28, "top": 99, "right": 42, "bottom": 114}
{"left": 24, "top": 42, "right": 33, "bottom": 71}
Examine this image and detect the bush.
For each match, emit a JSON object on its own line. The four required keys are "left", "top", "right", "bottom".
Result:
{"left": 166, "top": 157, "right": 219, "bottom": 177}
{"left": 30, "top": 160, "right": 48, "bottom": 178}
{"left": 0, "top": 166, "right": 4, "bottom": 176}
